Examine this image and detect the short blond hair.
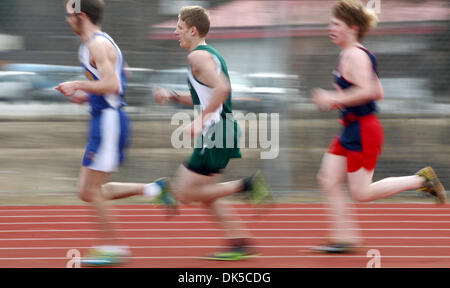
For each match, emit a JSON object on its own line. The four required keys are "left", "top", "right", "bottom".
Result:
{"left": 333, "top": 0, "right": 378, "bottom": 40}
{"left": 179, "top": 6, "right": 210, "bottom": 37}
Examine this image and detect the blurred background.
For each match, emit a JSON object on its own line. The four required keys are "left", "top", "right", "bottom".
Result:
{"left": 0, "top": 0, "right": 448, "bottom": 204}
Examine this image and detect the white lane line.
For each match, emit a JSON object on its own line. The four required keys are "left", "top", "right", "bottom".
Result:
{"left": 0, "top": 207, "right": 449, "bottom": 212}
{"left": 1, "top": 245, "right": 450, "bottom": 250}
{"left": 1, "top": 236, "right": 450, "bottom": 241}
{"left": 0, "top": 220, "right": 449, "bottom": 225}
{"left": 0, "top": 213, "right": 449, "bottom": 218}
{"left": 1, "top": 255, "right": 450, "bottom": 261}
{"left": 1, "top": 228, "right": 450, "bottom": 233}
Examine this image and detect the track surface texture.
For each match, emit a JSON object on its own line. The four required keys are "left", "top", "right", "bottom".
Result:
{"left": 0, "top": 203, "right": 449, "bottom": 268}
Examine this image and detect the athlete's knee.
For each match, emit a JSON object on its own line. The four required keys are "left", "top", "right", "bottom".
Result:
{"left": 349, "top": 187, "right": 371, "bottom": 202}
{"left": 175, "top": 193, "right": 191, "bottom": 205}
{"left": 78, "top": 188, "right": 93, "bottom": 203}
{"left": 317, "top": 170, "right": 339, "bottom": 191}
{"left": 78, "top": 187, "right": 102, "bottom": 203}
{"left": 201, "top": 198, "right": 215, "bottom": 207}
{"left": 170, "top": 182, "right": 191, "bottom": 205}
{"left": 101, "top": 182, "right": 115, "bottom": 200}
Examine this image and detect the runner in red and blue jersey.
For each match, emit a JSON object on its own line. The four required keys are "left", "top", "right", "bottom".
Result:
{"left": 310, "top": 0, "right": 446, "bottom": 254}
{"left": 329, "top": 45, "right": 383, "bottom": 173}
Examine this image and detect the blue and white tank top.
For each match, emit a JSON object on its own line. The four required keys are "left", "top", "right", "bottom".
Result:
{"left": 78, "top": 32, "right": 127, "bottom": 115}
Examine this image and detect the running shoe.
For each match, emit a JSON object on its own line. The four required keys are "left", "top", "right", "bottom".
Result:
{"left": 246, "top": 170, "right": 272, "bottom": 205}
{"left": 310, "top": 242, "right": 358, "bottom": 254}
{"left": 416, "top": 166, "right": 447, "bottom": 204}
{"left": 80, "top": 246, "right": 130, "bottom": 267}
{"left": 152, "top": 177, "right": 179, "bottom": 217}
{"left": 203, "top": 246, "right": 260, "bottom": 261}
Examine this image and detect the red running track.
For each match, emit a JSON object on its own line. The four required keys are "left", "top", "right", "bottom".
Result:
{"left": 0, "top": 203, "right": 449, "bottom": 268}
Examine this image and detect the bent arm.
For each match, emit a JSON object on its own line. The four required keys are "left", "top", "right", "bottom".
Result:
{"left": 188, "top": 51, "right": 230, "bottom": 121}
{"left": 335, "top": 49, "right": 384, "bottom": 107}
{"left": 76, "top": 38, "right": 121, "bottom": 95}
{"left": 169, "top": 89, "right": 194, "bottom": 106}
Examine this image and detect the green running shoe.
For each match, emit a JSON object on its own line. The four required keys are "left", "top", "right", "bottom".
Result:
{"left": 247, "top": 170, "right": 272, "bottom": 205}
{"left": 203, "top": 246, "right": 260, "bottom": 261}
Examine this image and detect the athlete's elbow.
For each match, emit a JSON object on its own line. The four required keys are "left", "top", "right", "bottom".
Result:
{"left": 371, "top": 86, "right": 383, "bottom": 101}
{"left": 365, "top": 84, "right": 383, "bottom": 102}
{"left": 112, "top": 84, "right": 120, "bottom": 95}
{"left": 372, "top": 80, "right": 384, "bottom": 101}
{"left": 221, "top": 80, "right": 231, "bottom": 94}
{"left": 217, "top": 83, "right": 231, "bottom": 100}
{"left": 375, "top": 86, "right": 384, "bottom": 101}
{"left": 106, "top": 80, "right": 120, "bottom": 94}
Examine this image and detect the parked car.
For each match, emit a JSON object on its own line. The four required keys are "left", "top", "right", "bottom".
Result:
{"left": 123, "top": 67, "right": 155, "bottom": 106}
{"left": 2, "top": 63, "right": 156, "bottom": 105}
{"left": 246, "top": 72, "right": 301, "bottom": 105}
{"left": 147, "top": 68, "right": 288, "bottom": 112}
{"left": 1, "top": 64, "right": 292, "bottom": 112}
{"left": 2, "top": 63, "right": 84, "bottom": 102}
{"left": 0, "top": 71, "right": 38, "bottom": 101}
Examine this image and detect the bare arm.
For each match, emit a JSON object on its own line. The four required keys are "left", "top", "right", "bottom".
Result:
{"left": 181, "top": 50, "right": 231, "bottom": 137}
{"left": 311, "top": 47, "right": 383, "bottom": 111}
{"left": 77, "top": 38, "right": 120, "bottom": 94}
{"left": 188, "top": 50, "right": 231, "bottom": 119}
{"left": 56, "top": 37, "right": 120, "bottom": 97}
{"left": 334, "top": 48, "right": 384, "bottom": 107}
{"left": 153, "top": 86, "right": 193, "bottom": 106}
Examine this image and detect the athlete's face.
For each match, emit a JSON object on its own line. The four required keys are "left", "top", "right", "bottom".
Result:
{"left": 328, "top": 17, "right": 357, "bottom": 46}
{"left": 174, "top": 18, "right": 194, "bottom": 50}
{"left": 65, "top": 3, "right": 82, "bottom": 35}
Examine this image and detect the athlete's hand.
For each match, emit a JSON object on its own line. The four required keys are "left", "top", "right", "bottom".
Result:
{"left": 55, "top": 81, "right": 80, "bottom": 97}
{"left": 67, "top": 90, "right": 89, "bottom": 104}
{"left": 312, "top": 88, "right": 329, "bottom": 111}
{"left": 152, "top": 86, "right": 172, "bottom": 105}
{"left": 311, "top": 88, "right": 342, "bottom": 111}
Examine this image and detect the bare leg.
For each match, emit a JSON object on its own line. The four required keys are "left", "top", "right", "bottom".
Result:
{"left": 171, "top": 165, "right": 245, "bottom": 204}
{"left": 208, "top": 199, "right": 251, "bottom": 239}
{"left": 78, "top": 167, "right": 119, "bottom": 245}
{"left": 348, "top": 168, "right": 425, "bottom": 202}
{"left": 172, "top": 165, "right": 251, "bottom": 240}
{"left": 317, "top": 153, "right": 362, "bottom": 245}
{"left": 102, "top": 182, "right": 146, "bottom": 200}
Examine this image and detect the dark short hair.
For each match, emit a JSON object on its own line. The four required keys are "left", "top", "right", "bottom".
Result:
{"left": 65, "top": 0, "right": 104, "bottom": 25}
